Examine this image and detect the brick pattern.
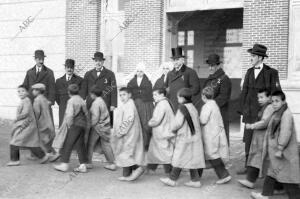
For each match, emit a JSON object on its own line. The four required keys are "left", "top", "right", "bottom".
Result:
{"left": 122, "top": 0, "right": 164, "bottom": 79}
{"left": 66, "top": 0, "right": 101, "bottom": 76}
{"left": 242, "top": 0, "right": 289, "bottom": 79}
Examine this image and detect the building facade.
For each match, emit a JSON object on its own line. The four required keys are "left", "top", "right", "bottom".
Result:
{"left": 1, "top": 0, "right": 300, "bottom": 141}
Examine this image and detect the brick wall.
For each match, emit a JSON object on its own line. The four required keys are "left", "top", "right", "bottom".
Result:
{"left": 242, "top": 0, "right": 289, "bottom": 79}
{"left": 66, "top": 0, "right": 100, "bottom": 76}
{"left": 123, "top": 0, "right": 164, "bottom": 79}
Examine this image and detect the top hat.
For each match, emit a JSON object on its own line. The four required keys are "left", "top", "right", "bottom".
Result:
{"left": 64, "top": 59, "right": 75, "bottom": 68}
{"left": 171, "top": 47, "right": 185, "bottom": 59}
{"left": 34, "top": 50, "right": 46, "bottom": 58}
{"left": 92, "top": 52, "right": 106, "bottom": 61}
{"left": 206, "top": 54, "right": 221, "bottom": 65}
{"left": 31, "top": 83, "right": 46, "bottom": 91}
{"left": 247, "top": 44, "right": 268, "bottom": 57}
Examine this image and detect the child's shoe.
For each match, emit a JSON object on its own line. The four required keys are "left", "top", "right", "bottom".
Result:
{"left": 48, "top": 153, "right": 60, "bottom": 162}
{"left": 104, "top": 163, "right": 117, "bottom": 171}
{"left": 237, "top": 179, "right": 254, "bottom": 188}
{"left": 160, "top": 178, "right": 177, "bottom": 187}
{"left": 216, "top": 175, "right": 232, "bottom": 184}
{"left": 184, "top": 181, "right": 201, "bottom": 188}
{"left": 40, "top": 153, "right": 49, "bottom": 164}
{"left": 250, "top": 192, "right": 269, "bottom": 199}
{"left": 127, "top": 167, "right": 145, "bottom": 181}
{"left": 54, "top": 163, "right": 69, "bottom": 172}
{"left": 7, "top": 161, "right": 20, "bottom": 166}
{"left": 74, "top": 164, "right": 87, "bottom": 173}
{"left": 118, "top": 176, "right": 130, "bottom": 181}
{"left": 86, "top": 163, "right": 93, "bottom": 169}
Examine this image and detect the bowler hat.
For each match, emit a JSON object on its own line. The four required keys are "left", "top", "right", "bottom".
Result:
{"left": 31, "top": 83, "right": 46, "bottom": 91}
{"left": 247, "top": 44, "right": 268, "bottom": 57}
{"left": 34, "top": 50, "right": 46, "bottom": 58}
{"left": 206, "top": 54, "right": 221, "bottom": 65}
{"left": 92, "top": 52, "right": 105, "bottom": 61}
{"left": 64, "top": 59, "right": 75, "bottom": 68}
{"left": 171, "top": 47, "right": 185, "bottom": 59}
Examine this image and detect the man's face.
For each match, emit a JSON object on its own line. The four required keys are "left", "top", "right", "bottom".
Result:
{"left": 173, "top": 57, "right": 184, "bottom": 70}
{"left": 18, "top": 88, "right": 28, "bottom": 99}
{"left": 65, "top": 66, "right": 74, "bottom": 76}
{"left": 94, "top": 59, "right": 104, "bottom": 70}
{"left": 272, "top": 96, "right": 285, "bottom": 111}
{"left": 208, "top": 64, "right": 217, "bottom": 75}
{"left": 35, "top": 57, "right": 44, "bottom": 67}
{"left": 257, "top": 92, "right": 270, "bottom": 106}
{"left": 250, "top": 54, "right": 262, "bottom": 67}
{"left": 120, "top": 91, "right": 131, "bottom": 103}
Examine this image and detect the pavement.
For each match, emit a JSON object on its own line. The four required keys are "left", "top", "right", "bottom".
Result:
{"left": 0, "top": 119, "right": 288, "bottom": 199}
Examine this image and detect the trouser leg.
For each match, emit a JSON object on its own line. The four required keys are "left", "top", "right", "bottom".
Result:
{"left": 147, "top": 164, "right": 158, "bottom": 171}
{"left": 163, "top": 164, "right": 172, "bottom": 174}
{"left": 246, "top": 166, "right": 259, "bottom": 183}
{"left": 262, "top": 175, "right": 276, "bottom": 196}
{"left": 282, "top": 183, "right": 300, "bottom": 199}
{"left": 87, "top": 129, "right": 100, "bottom": 163}
{"left": 123, "top": 165, "right": 138, "bottom": 177}
{"left": 100, "top": 138, "right": 115, "bottom": 163}
{"left": 198, "top": 168, "right": 203, "bottom": 178}
{"left": 30, "top": 147, "right": 46, "bottom": 159}
{"left": 10, "top": 145, "right": 20, "bottom": 161}
{"left": 74, "top": 127, "right": 88, "bottom": 164}
{"left": 210, "top": 158, "right": 230, "bottom": 179}
{"left": 190, "top": 169, "right": 200, "bottom": 182}
{"left": 169, "top": 167, "right": 182, "bottom": 181}
{"left": 243, "top": 128, "right": 253, "bottom": 167}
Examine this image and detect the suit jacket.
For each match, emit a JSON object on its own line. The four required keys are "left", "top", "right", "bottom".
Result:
{"left": 82, "top": 67, "right": 117, "bottom": 109}
{"left": 55, "top": 74, "right": 84, "bottom": 126}
{"left": 127, "top": 75, "right": 153, "bottom": 102}
{"left": 239, "top": 64, "right": 281, "bottom": 123}
{"left": 166, "top": 64, "right": 201, "bottom": 111}
{"left": 23, "top": 65, "right": 56, "bottom": 104}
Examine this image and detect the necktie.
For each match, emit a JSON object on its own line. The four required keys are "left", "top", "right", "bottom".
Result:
{"left": 36, "top": 67, "right": 41, "bottom": 78}
{"left": 67, "top": 76, "right": 71, "bottom": 81}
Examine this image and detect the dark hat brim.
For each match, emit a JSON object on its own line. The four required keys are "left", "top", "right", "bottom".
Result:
{"left": 170, "top": 55, "right": 186, "bottom": 59}
{"left": 92, "top": 57, "right": 105, "bottom": 60}
{"left": 206, "top": 60, "right": 221, "bottom": 65}
{"left": 247, "top": 48, "right": 268, "bottom": 57}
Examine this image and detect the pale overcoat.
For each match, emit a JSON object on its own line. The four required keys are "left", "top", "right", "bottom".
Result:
{"left": 261, "top": 108, "right": 300, "bottom": 184}
{"left": 147, "top": 98, "right": 175, "bottom": 164}
{"left": 112, "top": 99, "right": 145, "bottom": 167}
{"left": 247, "top": 104, "right": 274, "bottom": 169}
{"left": 10, "top": 97, "right": 40, "bottom": 147}
{"left": 33, "top": 95, "right": 55, "bottom": 145}
{"left": 200, "top": 100, "right": 229, "bottom": 163}
{"left": 171, "top": 103, "right": 205, "bottom": 169}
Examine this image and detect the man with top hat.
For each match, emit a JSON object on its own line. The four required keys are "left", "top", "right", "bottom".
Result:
{"left": 203, "top": 53, "right": 232, "bottom": 145}
{"left": 165, "top": 47, "right": 201, "bottom": 111}
{"left": 81, "top": 52, "right": 117, "bottom": 124}
{"left": 23, "top": 50, "right": 56, "bottom": 105}
{"left": 55, "top": 59, "right": 84, "bottom": 127}
{"left": 237, "top": 44, "right": 281, "bottom": 174}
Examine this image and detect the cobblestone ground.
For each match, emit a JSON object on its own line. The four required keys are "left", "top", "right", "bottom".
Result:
{"left": 0, "top": 119, "right": 287, "bottom": 199}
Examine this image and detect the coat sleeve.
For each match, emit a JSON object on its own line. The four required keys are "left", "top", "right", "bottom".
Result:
{"left": 148, "top": 103, "right": 165, "bottom": 127}
{"left": 252, "top": 105, "right": 274, "bottom": 130}
{"left": 33, "top": 99, "right": 41, "bottom": 120}
{"left": 239, "top": 70, "right": 250, "bottom": 114}
{"left": 277, "top": 111, "right": 293, "bottom": 151}
{"left": 15, "top": 101, "right": 29, "bottom": 122}
{"left": 199, "top": 104, "right": 211, "bottom": 125}
{"left": 117, "top": 106, "right": 134, "bottom": 137}
{"left": 171, "top": 109, "right": 185, "bottom": 132}
{"left": 188, "top": 70, "right": 201, "bottom": 96}
{"left": 22, "top": 72, "right": 29, "bottom": 89}
{"left": 81, "top": 72, "right": 89, "bottom": 100}
{"left": 64, "top": 100, "right": 75, "bottom": 127}
{"left": 110, "top": 72, "right": 117, "bottom": 107}
{"left": 214, "top": 77, "right": 232, "bottom": 108}
{"left": 47, "top": 71, "right": 56, "bottom": 105}
{"left": 55, "top": 79, "right": 60, "bottom": 105}
{"left": 270, "top": 69, "right": 281, "bottom": 92}
{"left": 78, "top": 77, "right": 85, "bottom": 99}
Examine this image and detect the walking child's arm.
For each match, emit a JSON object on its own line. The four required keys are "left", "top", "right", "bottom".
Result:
{"left": 252, "top": 106, "right": 274, "bottom": 130}
{"left": 64, "top": 100, "right": 75, "bottom": 128}
{"left": 15, "top": 102, "right": 29, "bottom": 122}
{"left": 171, "top": 110, "right": 184, "bottom": 132}
{"left": 117, "top": 109, "right": 134, "bottom": 137}
{"left": 32, "top": 99, "right": 41, "bottom": 120}
{"left": 199, "top": 104, "right": 211, "bottom": 125}
{"left": 277, "top": 111, "right": 293, "bottom": 152}
{"left": 148, "top": 103, "right": 164, "bottom": 127}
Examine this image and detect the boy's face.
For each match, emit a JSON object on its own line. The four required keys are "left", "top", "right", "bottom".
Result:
{"left": 257, "top": 92, "right": 270, "bottom": 106}
{"left": 32, "top": 89, "right": 39, "bottom": 97}
{"left": 120, "top": 91, "right": 131, "bottom": 103}
{"left": 177, "top": 95, "right": 185, "bottom": 104}
{"left": 153, "top": 91, "right": 164, "bottom": 102}
{"left": 18, "top": 88, "right": 28, "bottom": 99}
{"left": 90, "top": 93, "right": 96, "bottom": 100}
{"left": 271, "top": 96, "right": 285, "bottom": 111}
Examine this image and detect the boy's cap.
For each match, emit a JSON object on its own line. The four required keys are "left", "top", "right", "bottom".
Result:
{"left": 31, "top": 83, "right": 46, "bottom": 91}
{"left": 68, "top": 84, "right": 79, "bottom": 93}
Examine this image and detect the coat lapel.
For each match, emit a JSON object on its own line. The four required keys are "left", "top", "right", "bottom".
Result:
{"left": 36, "top": 66, "right": 48, "bottom": 82}
{"left": 170, "top": 65, "right": 186, "bottom": 83}
{"left": 98, "top": 67, "right": 108, "bottom": 80}
{"left": 91, "top": 69, "right": 98, "bottom": 80}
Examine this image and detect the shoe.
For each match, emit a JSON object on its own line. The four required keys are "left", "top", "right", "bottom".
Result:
{"left": 216, "top": 175, "right": 232, "bottom": 184}
{"left": 118, "top": 176, "right": 130, "bottom": 181}
{"left": 160, "top": 178, "right": 177, "bottom": 187}
{"left": 104, "top": 164, "right": 117, "bottom": 171}
{"left": 40, "top": 154, "right": 49, "bottom": 164}
{"left": 127, "top": 167, "right": 145, "bottom": 181}
{"left": 7, "top": 161, "right": 20, "bottom": 166}
{"left": 86, "top": 163, "right": 93, "bottom": 169}
{"left": 184, "top": 181, "right": 201, "bottom": 188}
{"left": 236, "top": 168, "right": 247, "bottom": 175}
{"left": 48, "top": 153, "right": 60, "bottom": 162}
{"left": 54, "top": 163, "right": 69, "bottom": 172}
{"left": 273, "top": 189, "right": 285, "bottom": 195}
{"left": 238, "top": 179, "right": 254, "bottom": 189}
{"left": 250, "top": 192, "right": 269, "bottom": 199}
{"left": 74, "top": 164, "right": 87, "bottom": 173}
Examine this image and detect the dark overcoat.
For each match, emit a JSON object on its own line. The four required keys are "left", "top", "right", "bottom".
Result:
{"left": 23, "top": 65, "right": 56, "bottom": 104}
{"left": 153, "top": 74, "right": 167, "bottom": 90}
{"left": 82, "top": 67, "right": 117, "bottom": 109}
{"left": 127, "top": 75, "right": 153, "bottom": 102}
{"left": 55, "top": 74, "right": 84, "bottom": 126}
{"left": 166, "top": 64, "right": 201, "bottom": 111}
{"left": 203, "top": 68, "right": 231, "bottom": 143}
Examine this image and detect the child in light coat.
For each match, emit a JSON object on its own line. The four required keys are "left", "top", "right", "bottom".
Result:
{"left": 112, "top": 87, "right": 145, "bottom": 181}
{"left": 147, "top": 88, "right": 175, "bottom": 174}
{"left": 160, "top": 88, "right": 205, "bottom": 188}
{"left": 7, "top": 85, "right": 49, "bottom": 166}
{"left": 199, "top": 86, "right": 231, "bottom": 184}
